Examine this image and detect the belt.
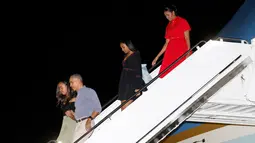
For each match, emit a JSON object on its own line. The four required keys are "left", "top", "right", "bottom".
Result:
{"left": 123, "top": 68, "right": 137, "bottom": 71}
{"left": 169, "top": 37, "right": 184, "bottom": 40}
{"left": 76, "top": 117, "right": 89, "bottom": 123}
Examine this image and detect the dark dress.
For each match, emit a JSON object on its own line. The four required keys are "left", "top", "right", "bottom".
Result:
{"left": 118, "top": 51, "right": 146, "bottom": 101}
{"left": 61, "top": 102, "right": 75, "bottom": 116}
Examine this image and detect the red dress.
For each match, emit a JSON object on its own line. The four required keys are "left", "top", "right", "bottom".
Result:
{"left": 159, "top": 16, "right": 191, "bottom": 78}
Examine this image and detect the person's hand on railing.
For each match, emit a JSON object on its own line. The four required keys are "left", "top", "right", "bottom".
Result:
{"left": 186, "top": 51, "right": 192, "bottom": 58}
{"left": 152, "top": 57, "right": 158, "bottom": 66}
{"left": 85, "top": 118, "right": 92, "bottom": 131}
{"left": 135, "top": 89, "right": 141, "bottom": 96}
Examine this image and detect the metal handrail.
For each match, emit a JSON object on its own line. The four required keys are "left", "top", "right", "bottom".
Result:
{"left": 74, "top": 40, "right": 207, "bottom": 143}
{"left": 101, "top": 95, "right": 118, "bottom": 110}
{"left": 216, "top": 37, "right": 249, "bottom": 44}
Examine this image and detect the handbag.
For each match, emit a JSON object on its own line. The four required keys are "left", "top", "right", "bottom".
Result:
{"left": 141, "top": 64, "right": 152, "bottom": 84}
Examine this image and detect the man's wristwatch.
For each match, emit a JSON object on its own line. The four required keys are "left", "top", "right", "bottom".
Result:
{"left": 89, "top": 116, "right": 94, "bottom": 120}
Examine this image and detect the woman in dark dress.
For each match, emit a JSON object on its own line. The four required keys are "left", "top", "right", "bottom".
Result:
{"left": 118, "top": 40, "right": 146, "bottom": 111}
{"left": 56, "top": 81, "right": 77, "bottom": 143}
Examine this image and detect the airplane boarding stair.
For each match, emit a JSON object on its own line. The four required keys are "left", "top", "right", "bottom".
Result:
{"left": 186, "top": 38, "right": 255, "bottom": 126}
{"left": 74, "top": 38, "right": 255, "bottom": 143}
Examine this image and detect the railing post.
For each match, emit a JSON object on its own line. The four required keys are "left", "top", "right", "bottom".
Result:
{"left": 251, "top": 38, "right": 255, "bottom": 62}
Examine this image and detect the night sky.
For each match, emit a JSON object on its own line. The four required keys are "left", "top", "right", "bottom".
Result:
{"left": 26, "top": 0, "right": 245, "bottom": 142}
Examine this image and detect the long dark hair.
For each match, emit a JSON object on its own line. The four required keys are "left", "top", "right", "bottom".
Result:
{"left": 120, "top": 40, "right": 137, "bottom": 52}
{"left": 56, "top": 81, "right": 77, "bottom": 107}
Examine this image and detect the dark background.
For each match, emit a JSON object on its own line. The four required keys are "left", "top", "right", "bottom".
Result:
{"left": 25, "top": 0, "right": 245, "bottom": 142}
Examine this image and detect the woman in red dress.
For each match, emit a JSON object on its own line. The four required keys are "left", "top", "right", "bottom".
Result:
{"left": 152, "top": 5, "right": 191, "bottom": 78}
